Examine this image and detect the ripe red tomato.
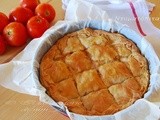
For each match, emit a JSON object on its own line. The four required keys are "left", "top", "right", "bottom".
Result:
{"left": 20, "top": 0, "right": 40, "bottom": 11}
{"left": 3, "top": 22, "right": 28, "bottom": 47}
{"left": 35, "top": 3, "right": 56, "bottom": 23}
{"left": 0, "top": 12, "right": 9, "bottom": 33}
{"left": 27, "top": 16, "right": 49, "bottom": 38}
{"left": 0, "top": 35, "right": 6, "bottom": 55}
{"left": 9, "top": 7, "right": 34, "bottom": 25}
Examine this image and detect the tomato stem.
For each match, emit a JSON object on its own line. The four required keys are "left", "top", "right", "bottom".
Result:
{"left": 7, "top": 30, "right": 12, "bottom": 36}
{"left": 45, "top": 11, "right": 50, "bottom": 16}
{"left": 36, "top": 18, "right": 41, "bottom": 23}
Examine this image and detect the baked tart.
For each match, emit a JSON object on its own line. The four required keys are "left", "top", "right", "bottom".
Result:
{"left": 40, "top": 28, "right": 149, "bottom": 115}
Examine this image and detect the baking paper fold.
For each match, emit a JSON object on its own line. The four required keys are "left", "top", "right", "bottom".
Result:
{"left": 1, "top": 0, "right": 160, "bottom": 119}
{"left": 0, "top": 20, "right": 160, "bottom": 120}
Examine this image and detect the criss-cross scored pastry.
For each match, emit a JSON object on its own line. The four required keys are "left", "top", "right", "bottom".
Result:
{"left": 40, "top": 28, "right": 149, "bottom": 115}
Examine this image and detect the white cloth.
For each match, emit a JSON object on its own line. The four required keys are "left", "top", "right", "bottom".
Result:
{"left": 63, "top": 0, "right": 160, "bottom": 57}
{"left": 0, "top": 0, "right": 160, "bottom": 120}
{"left": 63, "top": 0, "right": 159, "bottom": 35}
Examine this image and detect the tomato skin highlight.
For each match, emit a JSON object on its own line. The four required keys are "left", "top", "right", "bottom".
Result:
{"left": 0, "top": 35, "right": 6, "bottom": 55}
{"left": 0, "top": 12, "right": 9, "bottom": 33}
{"left": 20, "top": 0, "right": 40, "bottom": 11}
{"left": 9, "top": 7, "right": 34, "bottom": 25}
{"left": 3, "top": 22, "right": 28, "bottom": 47}
{"left": 27, "top": 16, "right": 50, "bottom": 38}
{"left": 35, "top": 3, "right": 56, "bottom": 23}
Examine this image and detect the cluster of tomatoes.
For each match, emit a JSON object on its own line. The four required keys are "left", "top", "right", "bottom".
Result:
{"left": 0, "top": 0, "right": 56, "bottom": 55}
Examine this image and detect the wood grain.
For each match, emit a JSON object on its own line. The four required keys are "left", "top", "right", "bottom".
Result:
{"left": 0, "top": 0, "right": 65, "bottom": 64}
{"left": 148, "top": 0, "right": 160, "bottom": 28}
{"left": 0, "top": 0, "right": 159, "bottom": 120}
{"left": 0, "top": 0, "right": 68, "bottom": 120}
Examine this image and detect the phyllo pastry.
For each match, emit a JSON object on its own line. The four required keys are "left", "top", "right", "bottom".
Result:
{"left": 40, "top": 28, "right": 149, "bottom": 115}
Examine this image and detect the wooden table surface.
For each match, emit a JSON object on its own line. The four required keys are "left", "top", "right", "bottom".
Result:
{"left": 0, "top": 0, "right": 159, "bottom": 120}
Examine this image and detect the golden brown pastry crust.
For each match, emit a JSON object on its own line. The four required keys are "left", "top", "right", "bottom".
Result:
{"left": 40, "top": 28, "right": 149, "bottom": 115}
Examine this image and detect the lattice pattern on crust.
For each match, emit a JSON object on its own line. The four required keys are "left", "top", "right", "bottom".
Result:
{"left": 40, "top": 28, "right": 149, "bottom": 115}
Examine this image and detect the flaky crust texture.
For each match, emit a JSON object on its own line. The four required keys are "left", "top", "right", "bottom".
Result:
{"left": 40, "top": 28, "right": 149, "bottom": 115}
